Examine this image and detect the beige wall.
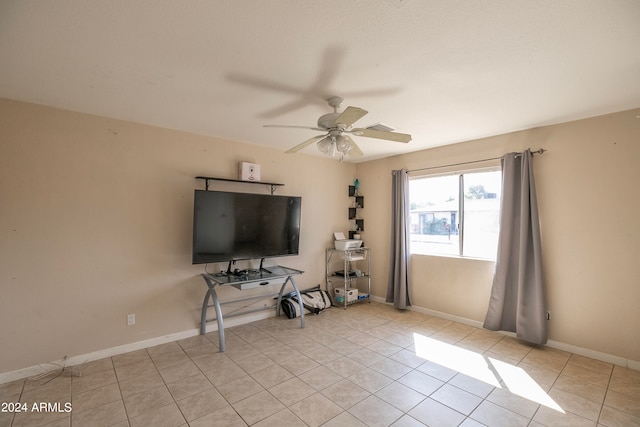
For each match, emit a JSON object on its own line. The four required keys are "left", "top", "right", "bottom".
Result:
{"left": 0, "top": 99, "right": 357, "bottom": 373}
{"left": 2, "top": 98, "right": 638, "bottom": 375}
{"left": 356, "top": 108, "right": 640, "bottom": 362}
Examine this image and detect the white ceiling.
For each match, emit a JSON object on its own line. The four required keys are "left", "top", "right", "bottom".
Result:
{"left": 1, "top": 1, "right": 639, "bottom": 162}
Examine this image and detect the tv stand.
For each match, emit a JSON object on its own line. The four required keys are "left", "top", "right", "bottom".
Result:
{"left": 200, "top": 265, "right": 304, "bottom": 351}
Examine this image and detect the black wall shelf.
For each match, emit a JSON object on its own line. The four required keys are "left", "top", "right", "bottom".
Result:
{"left": 348, "top": 185, "right": 364, "bottom": 239}
{"left": 196, "top": 176, "right": 284, "bottom": 194}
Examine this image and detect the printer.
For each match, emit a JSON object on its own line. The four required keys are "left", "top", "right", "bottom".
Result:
{"left": 333, "top": 232, "right": 364, "bottom": 250}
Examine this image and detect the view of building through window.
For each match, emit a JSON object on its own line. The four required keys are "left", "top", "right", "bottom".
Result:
{"left": 409, "top": 170, "right": 502, "bottom": 259}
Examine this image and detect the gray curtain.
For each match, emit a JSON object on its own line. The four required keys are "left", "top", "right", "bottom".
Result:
{"left": 386, "top": 169, "right": 411, "bottom": 309}
{"left": 483, "top": 150, "right": 547, "bottom": 344}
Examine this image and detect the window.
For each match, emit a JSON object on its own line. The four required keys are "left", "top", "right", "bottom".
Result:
{"left": 409, "top": 169, "right": 502, "bottom": 260}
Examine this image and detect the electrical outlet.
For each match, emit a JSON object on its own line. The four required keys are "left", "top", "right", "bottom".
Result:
{"left": 127, "top": 313, "right": 136, "bottom": 326}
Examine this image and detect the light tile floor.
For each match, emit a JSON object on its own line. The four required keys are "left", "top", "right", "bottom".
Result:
{"left": 1, "top": 302, "right": 639, "bottom": 426}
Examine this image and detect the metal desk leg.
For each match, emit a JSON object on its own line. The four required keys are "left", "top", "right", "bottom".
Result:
{"left": 288, "top": 276, "right": 305, "bottom": 328}
{"left": 200, "top": 289, "right": 211, "bottom": 335}
{"left": 201, "top": 277, "right": 226, "bottom": 352}
{"left": 276, "top": 287, "right": 283, "bottom": 318}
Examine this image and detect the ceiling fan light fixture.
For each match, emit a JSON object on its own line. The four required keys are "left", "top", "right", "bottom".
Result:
{"left": 335, "top": 135, "right": 350, "bottom": 153}
{"left": 317, "top": 137, "right": 332, "bottom": 154}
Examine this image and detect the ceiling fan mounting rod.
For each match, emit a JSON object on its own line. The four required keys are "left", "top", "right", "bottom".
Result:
{"left": 327, "top": 96, "right": 343, "bottom": 112}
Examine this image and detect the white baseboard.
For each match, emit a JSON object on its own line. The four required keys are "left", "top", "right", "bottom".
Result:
{"left": 372, "top": 296, "right": 640, "bottom": 371}
{"left": 2, "top": 300, "right": 637, "bottom": 384}
{"left": 0, "top": 310, "right": 276, "bottom": 385}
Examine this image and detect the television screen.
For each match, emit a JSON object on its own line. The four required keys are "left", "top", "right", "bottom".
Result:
{"left": 192, "top": 190, "right": 301, "bottom": 264}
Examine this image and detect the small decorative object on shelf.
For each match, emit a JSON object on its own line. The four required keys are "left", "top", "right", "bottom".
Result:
{"left": 353, "top": 178, "right": 360, "bottom": 196}
{"left": 239, "top": 162, "right": 260, "bottom": 181}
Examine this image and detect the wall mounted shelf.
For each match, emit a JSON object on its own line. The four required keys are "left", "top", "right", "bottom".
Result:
{"left": 348, "top": 185, "right": 364, "bottom": 239}
{"left": 196, "top": 176, "right": 284, "bottom": 194}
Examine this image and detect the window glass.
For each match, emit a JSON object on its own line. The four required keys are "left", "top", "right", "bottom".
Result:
{"left": 462, "top": 170, "right": 502, "bottom": 259}
{"left": 409, "top": 174, "right": 459, "bottom": 256}
{"left": 410, "top": 169, "right": 501, "bottom": 260}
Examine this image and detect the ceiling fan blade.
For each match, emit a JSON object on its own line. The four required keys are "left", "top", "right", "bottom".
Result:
{"left": 351, "top": 128, "right": 412, "bottom": 143}
{"left": 333, "top": 106, "right": 368, "bottom": 128}
{"left": 264, "top": 124, "right": 325, "bottom": 131}
{"left": 344, "top": 135, "right": 363, "bottom": 157}
{"left": 285, "top": 134, "right": 328, "bottom": 153}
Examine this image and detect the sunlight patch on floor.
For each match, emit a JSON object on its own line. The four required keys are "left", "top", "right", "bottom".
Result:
{"left": 413, "top": 333, "right": 501, "bottom": 387}
{"left": 413, "top": 333, "right": 564, "bottom": 412}
{"left": 489, "top": 356, "right": 564, "bottom": 412}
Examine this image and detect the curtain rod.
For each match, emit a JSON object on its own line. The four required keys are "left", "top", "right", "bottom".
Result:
{"left": 407, "top": 148, "right": 546, "bottom": 174}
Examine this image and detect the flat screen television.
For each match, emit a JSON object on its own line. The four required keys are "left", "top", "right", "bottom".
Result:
{"left": 192, "top": 190, "right": 302, "bottom": 264}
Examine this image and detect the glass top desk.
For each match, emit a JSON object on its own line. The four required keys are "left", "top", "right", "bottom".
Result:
{"left": 200, "top": 266, "right": 305, "bottom": 351}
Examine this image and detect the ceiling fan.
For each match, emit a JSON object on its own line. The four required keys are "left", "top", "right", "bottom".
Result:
{"left": 263, "top": 96, "right": 411, "bottom": 160}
